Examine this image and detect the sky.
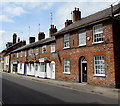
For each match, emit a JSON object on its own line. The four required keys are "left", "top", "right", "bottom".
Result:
{"left": 0, "top": 0, "right": 119, "bottom": 52}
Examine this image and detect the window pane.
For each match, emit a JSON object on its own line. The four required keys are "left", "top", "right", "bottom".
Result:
{"left": 94, "top": 55, "right": 105, "bottom": 75}
{"left": 93, "top": 24, "right": 103, "bottom": 43}
{"left": 64, "top": 58, "right": 70, "bottom": 73}
{"left": 79, "top": 30, "right": 86, "bottom": 46}
{"left": 64, "top": 34, "right": 70, "bottom": 48}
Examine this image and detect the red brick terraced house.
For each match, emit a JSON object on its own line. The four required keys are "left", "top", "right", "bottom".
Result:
{"left": 1, "top": 33, "right": 26, "bottom": 73}
{"left": 10, "top": 25, "right": 57, "bottom": 79}
{"left": 53, "top": 3, "right": 120, "bottom": 88}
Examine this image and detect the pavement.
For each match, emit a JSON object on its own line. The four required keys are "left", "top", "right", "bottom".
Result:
{"left": 2, "top": 72, "right": 120, "bottom": 100}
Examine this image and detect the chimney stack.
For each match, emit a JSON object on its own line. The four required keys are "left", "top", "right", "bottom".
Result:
{"left": 49, "top": 25, "right": 57, "bottom": 37}
{"left": 65, "top": 19, "right": 72, "bottom": 27}
{"left": 13, "top": 33, "right": 17, "bottom": 44}
{"left": 29, "top": 37, "right": 35, "bottom": 43}
{"left": 38, "top": 32, "right": 45, "bottom": 41}
{"left": 18, "top": 37, "right": 20, "bottom": 42}
{"left": 22, "top": 40, "right": 26, "bottom": 45}
{"left": 73, "top": 7, "right": 81, "bottom": 22}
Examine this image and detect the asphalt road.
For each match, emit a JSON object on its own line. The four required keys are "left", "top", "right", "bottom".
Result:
{"left": 1, "top": 73, "right": 119, "bottom": 104}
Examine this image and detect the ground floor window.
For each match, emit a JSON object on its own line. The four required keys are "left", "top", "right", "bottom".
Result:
{"left": 64, "top": 58, "right": 70, "bottom": 74}
{"left": 94, "top": 55, "right": 105, "bottom": 76}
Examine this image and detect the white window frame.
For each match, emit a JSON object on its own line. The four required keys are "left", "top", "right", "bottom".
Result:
{"left": 51, "top": 43, "right": 55, "bottom": 53}
{"left": 20, "top": 51, "right": 23, "bottom": 57}
{"left": 24, "top": 51, "right": 27, "bottom": 57}
{"left": 42, "top": 45, "right": 46, "bottom": 54}
{"left": 94, "top": 55, "right": 105, "bottom": 76}
{"left": 64, "top": 58, "right": 70, "bottom": 74}
{"left": 78, "top": 29, "right": 86, "bottom": 46}
{"left": 93, "top": 24, "right": 104, "bottom": 44}
{"left": 64, "top": 34, "right": 70, "bottom": 49}
{"left": 35, "top": 47, "right": 39, "bottom": 55}
{"left": 17, "top": 53, "right": 18, "bottom": 58}
{"left": 29, "top": 49, "right": 33, "bottom": 56}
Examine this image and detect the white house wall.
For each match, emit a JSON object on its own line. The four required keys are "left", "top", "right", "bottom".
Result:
{"left": 18, "top": 63, "right": 24, "bottom": 75}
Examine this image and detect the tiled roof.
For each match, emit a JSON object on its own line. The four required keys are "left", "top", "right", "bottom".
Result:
{"left": 11, "top": 36, "right": 55, "bottom": 53}
{"left": 54, "top": 3, "right": 120, "bottom": 35}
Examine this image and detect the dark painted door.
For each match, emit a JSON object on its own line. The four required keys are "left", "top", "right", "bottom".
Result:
{"left": 82, "top": 63, "right": 87, "bottom": 82}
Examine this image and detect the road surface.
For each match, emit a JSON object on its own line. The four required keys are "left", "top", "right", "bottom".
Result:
{"left": 1, "top": 73, "right": 118, "bottom": 104}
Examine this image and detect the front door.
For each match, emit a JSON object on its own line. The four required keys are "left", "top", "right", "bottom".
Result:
{"left": 82, "top": 63, "right": 87, "bottom": 82}
{"left": 81, "top": 57, "right": 87, "bottom": 82}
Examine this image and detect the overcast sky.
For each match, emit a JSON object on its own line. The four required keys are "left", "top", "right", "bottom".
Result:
{"left": 0, "top": 0, "right": 119, "bottom": 52}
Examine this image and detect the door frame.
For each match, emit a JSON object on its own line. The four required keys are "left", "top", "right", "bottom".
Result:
{"left": 80, "top": 57, "right": 87, "bottom": 82}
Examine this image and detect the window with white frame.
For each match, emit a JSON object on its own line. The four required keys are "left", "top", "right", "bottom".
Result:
{"left": 35, "top": 47, "right": 39, "bottom": 55}
{"left": 29, "top": 49, "right": 33, "bottom": 56}
{"left": 64, "top": 34, "right": 70, "bottom": 48}
{"left": 64, "top": 58, "right": 70, "bottom": 74}
{"left": 42, "top": 45, "right": 46, "bottom": 54}
{"left": 93, "top": 24, "right": 103, "bottom": 43}
{"left": 94, "top": 55, "right": 105, "bottom": 76}
{"left": 78, "top": 29, "right": 86, "bottom": 46}
{"left": 24, "top": 51, "right": 27, "bottom": 57}
{"left": 51, "top": 43, "right": 55, "bottom": 53}
{"left": 20, "top": 51, "right": 23, "bottom": 57}
{"left": 17, "top": 53, "right": 18, "bottom": 58}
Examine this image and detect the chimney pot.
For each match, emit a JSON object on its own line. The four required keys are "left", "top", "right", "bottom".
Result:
{"left": 65, "top": 19, "right": 72, "bottom": 27}
{"left": 49, "top": 24, "right": 57, "bottom": 37}
{"left": 38, "top": 32, "right": 45, "bottom": 41}
{"left": 73, "top": 7, "right": 81, "bottom": 22}
{"left": 29, "top": 37, "right": 35, "bottom": 43}
{"left": 13, "top": 33, "right": 17, "bottom": 44}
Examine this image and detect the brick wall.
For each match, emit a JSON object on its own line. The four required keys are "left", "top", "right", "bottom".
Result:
{"left": 55, "top": 21, "right": 116, "bottom": 87}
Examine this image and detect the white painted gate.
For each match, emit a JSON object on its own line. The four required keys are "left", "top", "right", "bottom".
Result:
{"left": 34, "top": 63, "right": 39, "bottom": 77}
{"left": 50, "top": 61, "right": 55, "bottom": 79}
{"left": 46, "top": 63, "right": 51, "bottom": 79}
{"left": 39, "top": 63, "right": 46, "bottom": 78}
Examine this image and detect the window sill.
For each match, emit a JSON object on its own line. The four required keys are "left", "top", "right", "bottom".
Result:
{"left": 63, "top": 72, "right": 71, "bottom": 75}
{"left": 94, "top": 74, "right": 106, "bottom": 77}
{"left": 63, "top": 47, "right": 70, "bottom": 50}
{"left": 51, "top": 51, "right": 56, "bottom": 53}
{"left": 92, "top": 41, "right": 104, "bottom": 45}
{"left": 78, "top": 44, "right": 86, "bottom": 47}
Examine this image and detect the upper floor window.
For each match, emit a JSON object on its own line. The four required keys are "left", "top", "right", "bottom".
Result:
{"left": 13, "top": 53, "right": 16, "bottom": 58}
{"left": 24, "top": 51, "right": 27, "bottom": 57}
{"left": 42, "top": 45, "right": 46, "bottom": 54}
{"left": 29, "top": 49, "right": 33, "bottom": 56}
{"left": 35, "top": 47, "right": 39, "bottom": 55}
{"left": 20, "top": 51, "right": 23, "bottom": 57}
{"left": 64, "top": 58, "right": 70, "bottom": 74}
{"left": 17, "top": 53, "right": 18, "bottom": 58}
{"left": 51, "top": 43, "right": 55, "bottom": 53}
{"left": 93, "top": 24, "right": 103, "bottom": 43}
{"left": 64, "top": 34, "right": 70, "bottom": 48}
{"left": 94, "top": 55, "right": 105, "bottom": 76}
{"left": 78, "top": 29, "right": 86, "bottom": 46}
